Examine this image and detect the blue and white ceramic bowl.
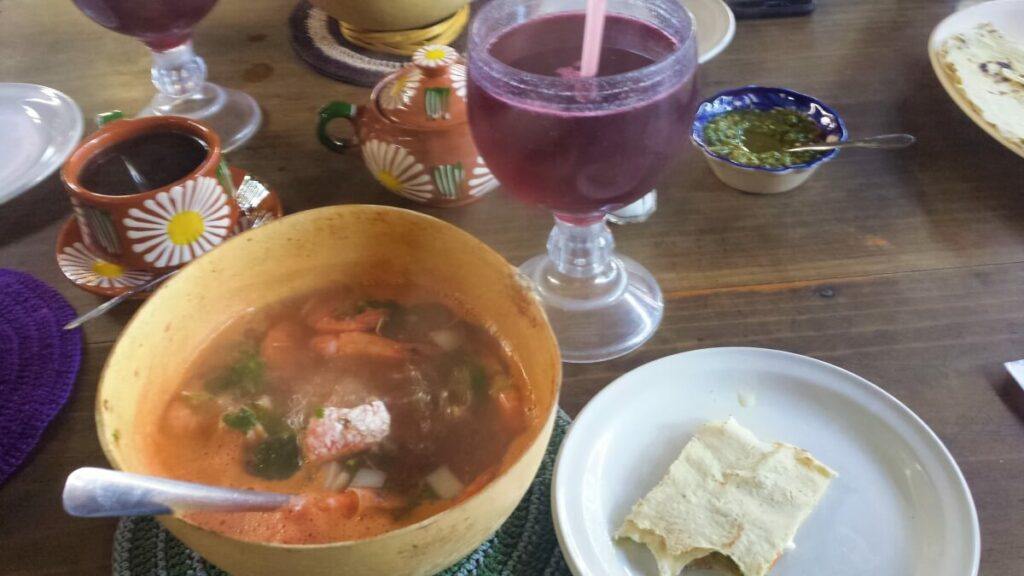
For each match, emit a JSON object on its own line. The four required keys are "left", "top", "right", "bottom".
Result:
{"left": 691, "top": 86, "right": 848, "bottom": 194}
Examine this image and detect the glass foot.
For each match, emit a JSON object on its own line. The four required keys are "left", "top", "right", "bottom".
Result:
{"left": 520, "top": 253, "right": 664, "bottom": 363}
{"left": 139, "top": 83, "right": 261, "bottom": 153}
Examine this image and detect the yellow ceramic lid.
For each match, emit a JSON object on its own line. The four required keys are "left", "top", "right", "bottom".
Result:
{"left": 375, "top": 45, "right": 468, "bottom": 128}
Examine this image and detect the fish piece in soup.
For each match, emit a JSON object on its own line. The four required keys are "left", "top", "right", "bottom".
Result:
{"left": 303, "top": 401, "right": 391, "bottom": 463}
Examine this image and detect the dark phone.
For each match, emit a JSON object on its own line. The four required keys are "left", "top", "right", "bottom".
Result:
{"left": 727, "top": 0, "right": 816, "bottom": 19}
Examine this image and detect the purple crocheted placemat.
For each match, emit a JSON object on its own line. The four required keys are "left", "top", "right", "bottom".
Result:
{"left": 0, "top": 269, "right": 82, "bottom": 485}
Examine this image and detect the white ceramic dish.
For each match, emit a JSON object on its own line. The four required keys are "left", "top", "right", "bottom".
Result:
{"left": 928, "top": 0, "right": 1024, "bottom": 159}
{"left": 1005, "top": 359, "right": 1024, "bottom": 392}
{"left": 701, "top": 153, "right": 819, "bottom": 194}
{"left": 553, "top": 347, "right": 980, "bottom": 576}
{"left": 691, "top": 87, "right": 847, "bottom": 195}
{"left": 682, "top": 0, "right": 736, "bottom": 64}
{"left": 0, "top": 83, "right": 83, "bottom": 205}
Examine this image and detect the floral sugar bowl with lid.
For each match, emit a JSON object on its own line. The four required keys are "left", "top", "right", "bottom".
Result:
{"left": 317, "top": 45, "right": 498, "bottom": 206}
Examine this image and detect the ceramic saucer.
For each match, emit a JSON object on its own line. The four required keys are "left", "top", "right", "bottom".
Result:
{"left": 56, "top": 167, "right": 284, "bottom": 298}
{"left": 0, "top": 84, "right": 83, "bottom": 205}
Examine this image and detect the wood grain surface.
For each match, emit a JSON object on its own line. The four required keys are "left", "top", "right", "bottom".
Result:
{"left": 1, "top": 0, "right": 1023, "bottom": 574}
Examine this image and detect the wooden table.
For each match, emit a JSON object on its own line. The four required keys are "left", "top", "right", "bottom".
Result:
{"left": 2, "top": 0, "right": 1023, "bottom": 573}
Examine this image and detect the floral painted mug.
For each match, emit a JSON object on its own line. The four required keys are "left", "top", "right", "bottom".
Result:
{"left": 61, "top": 113, "right": 239, "bottom": 270}
{"left": 317, "top": 45, "right": 499, "bottom": 207}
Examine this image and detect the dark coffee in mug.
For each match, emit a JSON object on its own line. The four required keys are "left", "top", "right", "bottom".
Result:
{"left": 79, "top": 130, "right": 209, "bottom": 196}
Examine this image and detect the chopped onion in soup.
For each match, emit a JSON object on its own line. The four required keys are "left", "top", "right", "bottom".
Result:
{"left": 426, "top": 466, "right": 465, "bottom": 500}
{"left": 350, "top": 467, "right": 387, "bottom": 489}
{"left": 147, "top": 288, "right": 534, "bottom": 544}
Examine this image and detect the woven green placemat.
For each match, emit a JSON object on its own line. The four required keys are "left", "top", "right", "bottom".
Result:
{"left": 113, "top": 411, "right": 572, "bottom": 576}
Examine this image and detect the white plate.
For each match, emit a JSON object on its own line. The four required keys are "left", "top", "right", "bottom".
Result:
{"left": 682, "top": 0, "right": 736, "bottom": 64}
{"left": 928, "top": 0, "right": 1024, "bottom": 159}
{"left": 1006, "top": 359, "right": 1024, "bottom": 391}
{"left": 553, "top": 347, "right": 980, "bottom": 576}
{"left": 0, "top": 83, "right": 83, "bottom": 205}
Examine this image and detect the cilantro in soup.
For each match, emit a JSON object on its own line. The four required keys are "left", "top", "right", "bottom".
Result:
{"left": 146, "top": 289, "right": 534, "bottom": 544}
{"left": 703, "top": 108, "right": 827, "bottom": 168}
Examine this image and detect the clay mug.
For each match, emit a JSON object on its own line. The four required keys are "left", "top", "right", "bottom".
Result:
{"left": 317, "top": 45, "right": 498, "bottom": 207}
{"left": 61, "top": 112, "right": 239, "bottom": 270}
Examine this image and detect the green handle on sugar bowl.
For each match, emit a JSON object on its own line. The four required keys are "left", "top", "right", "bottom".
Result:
{"left": 317, "top": 101, "right": 358, "bottom": 153}
{"left": 95, "top": 110, "right": 125, "bottom": 128}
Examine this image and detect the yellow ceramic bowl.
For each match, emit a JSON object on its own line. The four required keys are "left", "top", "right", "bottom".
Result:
{"left": 96, "top": 206, "right": 561, "bottom": 576}
{"left": 309, "top": 0, "right": 470, "bottom": 31}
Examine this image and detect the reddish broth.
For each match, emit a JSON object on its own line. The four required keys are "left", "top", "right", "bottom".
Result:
{"left": 142, "top": 287, "right": 533, "bottom": 544}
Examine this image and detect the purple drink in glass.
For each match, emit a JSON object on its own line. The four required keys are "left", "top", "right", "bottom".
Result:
{"left": 469, "top": 12, "right": 697, "bottom": 216}
{"left": 468, "top": 0, "right": 698, "bottom": 362}
{"left": 71, "top": 0, "right": 261, "bottom": 152}
{"left": 72, "top": 0, "right": 217, "bottom": 50}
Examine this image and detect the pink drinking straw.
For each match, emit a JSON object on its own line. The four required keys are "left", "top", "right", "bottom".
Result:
{"left": 579, "top": 0, "right": 608, "bottom": 77}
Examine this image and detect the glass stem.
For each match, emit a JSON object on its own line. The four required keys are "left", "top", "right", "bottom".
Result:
{"left": 548, "top": 214, "right": 614, "bottom": 278}
{"left": 150, "top": 40, "right": 207, "bottom": 100}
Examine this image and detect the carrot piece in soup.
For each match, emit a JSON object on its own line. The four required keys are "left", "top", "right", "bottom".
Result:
{"left": 456, "top": 468, "right": 498, "bottom": 503}
{"left": 318, "top": 488, "right": 408, "bottom": 519}
{"left": 260, "top": 321, "right": 306, "bottom": 372}
{"left": 315, "top": 308, "right": 388, "bottom": 333}
{"left": 301, "top": 297, "right": 338, "bottom": 328}
{"left": 303, "top": 298, "right": 389, "bottom": 333}
{"left": 309, "top": 332, "right": 409, "bottom": 360}
{"left": 164, "top": 398, "right": 213, "bottom": 436}
{"left": 325, "top": 490, "right": 361, "bottom": 517}
{"left": 350, "top": 488, "right": 408, "bottom": 513}
{"left": 494, "top": 388, "right": 524, "bottom": 433}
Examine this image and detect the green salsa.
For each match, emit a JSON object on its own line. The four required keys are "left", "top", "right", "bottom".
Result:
{"left": 703, "top": 108, "right": 827, "bottom": 168}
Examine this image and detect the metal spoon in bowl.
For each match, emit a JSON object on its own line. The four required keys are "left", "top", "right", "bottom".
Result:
{"left": 120, "top": 155, "right": 152, "bottom": 193}
{"left": 786, "top": 133, "right": 916, "bottom": 153}
{"left": 63, "top": 467, "right": 299, "bottom": 517}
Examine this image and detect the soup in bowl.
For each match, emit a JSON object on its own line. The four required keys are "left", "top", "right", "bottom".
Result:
{"left": 96, "top": 206, "right": 561, "bottom": 575}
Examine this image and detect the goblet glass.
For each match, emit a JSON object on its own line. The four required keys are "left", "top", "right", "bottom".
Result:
{"left": 72, "top": 0, "right": 261, "bottom": 152}
{"left": 467, "top": 0, "right": 698, "bottom": 362}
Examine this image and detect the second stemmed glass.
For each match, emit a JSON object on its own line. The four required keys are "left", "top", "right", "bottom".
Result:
{"left": 467, "top": 0, "right": 698, "bottom": 363}
{"left": 72, "top": 0, "right": 261, "bottom": 152}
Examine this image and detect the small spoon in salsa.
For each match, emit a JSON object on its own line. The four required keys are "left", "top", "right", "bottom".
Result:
{"left": 63, "top": 467, "right": 299, "bottom": 518}
{"left": 785, "top": 133, "right": 916, "bottom": 153}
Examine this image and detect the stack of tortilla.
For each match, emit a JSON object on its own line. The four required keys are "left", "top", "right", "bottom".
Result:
{"left": 941, "top": 22, "right": 1024, "bottom": 150}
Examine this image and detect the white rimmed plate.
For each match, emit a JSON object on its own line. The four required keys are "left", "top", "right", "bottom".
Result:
{"left": 928, "top": 0, "right": 1024, "bottom": 159}
{"left": 683, "top": 0, "right": 736, "bottom": 64}
{"left": 553, "top": 347, "right": 979, "bottom": 576}
{"left": 0, "top": 83, "right": 83, "bottom": 205}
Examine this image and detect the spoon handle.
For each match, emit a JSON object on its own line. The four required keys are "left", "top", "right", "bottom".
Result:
{"left": 63, "top": 269, "right": 179, "bottom": 330}
{"left": 63, "top": 467, "right": 298, "bottom": 518}
{"left": 789, "top": 133, "right": 916, "bottom": 152}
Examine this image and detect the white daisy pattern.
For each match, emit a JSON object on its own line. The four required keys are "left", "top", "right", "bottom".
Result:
{"left": 412, "top": 45, "right": 458, "bottom": 69}
{"left": 363, "top": 139, "right": 435, "bottom": 202}
{"left": 468, "top": 158, "right": 500, "bottom": 197}
{"left": 450, "top": 62, "right": 467, "bottom": 99}
{"left": 379, "top": 69, "right": 423, "bottom": 111}
{"left": 123, "top": 175, "right": 232, "bottom": 268}
{"left": 58, "top": 242, "right": 153, "bottom": 289}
